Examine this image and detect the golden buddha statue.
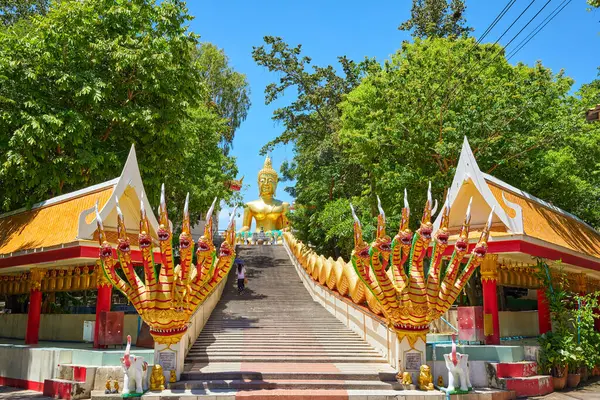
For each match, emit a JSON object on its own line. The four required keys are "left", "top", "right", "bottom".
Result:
{"left": 240, "top": 156, "right": 290, "bottom": 234}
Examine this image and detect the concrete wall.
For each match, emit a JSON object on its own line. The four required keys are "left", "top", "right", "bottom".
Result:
{"left": 499, "top": 310, "right": 539, "bottom": 337}
{"left": 0, "top": 345, "right": 73, "bottom": 390}
{"left": 0, "top": 314, "right": 140, "bottom": 344}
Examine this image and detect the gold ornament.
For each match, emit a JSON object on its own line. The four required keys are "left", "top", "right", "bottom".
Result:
{"left": 169, "top": 370, "right": 176, "bottom": 383}
{"left": 400, "top": 371, "right": 413, "bottom": 385}
{"left": 96, "top": 188, "right": 236, "bottom": 345}
{"left": 437, "top": 375, "right": 444, "bottom": 387}
{"left": 418, "top": 365, "right": 434, "bottom": 391}
{"left": 149, "top": 365, "right": 165, "bottom": 391}
{"left": 29, "top": 269, "right": 46, "bottom": 292}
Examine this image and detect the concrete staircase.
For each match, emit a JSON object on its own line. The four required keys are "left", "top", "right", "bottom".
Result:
{"left": 486, "top": 361, "right": 553, "bottom": 397}
{"left": 176, "top": 245, "right": 400, "bottom": 397}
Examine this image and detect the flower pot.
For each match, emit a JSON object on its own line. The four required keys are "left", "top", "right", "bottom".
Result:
{"left": 581, "top": 367, "right": 589, "bottom": 382}
{"left": 567, "top": 373, "right": 581, "bottom": 388}
{"left": 552, "top": 366, "right": 568, "bottom": 391}
{"left": 553, "top": 375, "right": 567, "bottom": 390}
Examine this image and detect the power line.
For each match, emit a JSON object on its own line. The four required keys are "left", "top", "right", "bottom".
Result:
{"left": 406, "top": 0, "right": 518, "bottom": 122}
{"left": 440, "top": 0, "right": 554, "bottom": 113}
{"left": 506, "top": 0, "right": 573, "bottom": 60}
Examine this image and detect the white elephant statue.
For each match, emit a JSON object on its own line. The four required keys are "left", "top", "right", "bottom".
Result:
{"left": 443, "top": 336, "right": 471, "bottom": 392}
{"left": 121, "top": 335, "right": 149, "bottom": 394}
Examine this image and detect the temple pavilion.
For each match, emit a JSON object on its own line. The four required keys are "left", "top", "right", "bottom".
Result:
{"left": 0, "top": 146, "right": 161, "bottom": 346}
{"left": 433, "top": 138, "right": 600, "bottom": 343}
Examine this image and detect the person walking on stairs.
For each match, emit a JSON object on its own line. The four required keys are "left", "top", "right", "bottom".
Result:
{"left": 236, "top": 259, "right": 247, "bottom": 294}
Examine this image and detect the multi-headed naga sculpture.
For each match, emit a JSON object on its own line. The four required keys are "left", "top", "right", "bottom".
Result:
{"left": 96, "top": 185, "right": 237, "bottom": 344}
{"left": 349, "top": 186, "right": 494, "bottom": 346}
{"left": 284, "top": 184, "right": 494, "bottom": 347}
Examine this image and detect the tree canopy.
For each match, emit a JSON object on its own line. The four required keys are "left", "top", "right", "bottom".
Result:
{"left": 254, "top": 35, "right": 600, "bottom": 258}
{"left": 0, "top": 0, "right": 248, "bottom": 223}
{"left": 0, "top": 0, "right": 48, "bottom": 26}
{"left": 399, "top": 0, "right": 472, "bottom": 38}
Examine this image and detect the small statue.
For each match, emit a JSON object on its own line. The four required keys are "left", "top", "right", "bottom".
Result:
{"left": 169, "top": 370, "right": 176, "bottom": 383}
{"left": 105, "top": 379, "right": 112, "bottom": 394}
{"left": 112, "top": 380, "right": 119, "bottom": 394}
{"left": 400, "top": 371, "right": 412, "bottom": 385}
{"left": 149, "top": 365, "right": 165, "bottom": 391}
{"left": 437, "top": 375, "right": 444, "bottom": 387}
{"left": 418, "top": 365, "right": 434, "bottom": 391}
{"left": 443, "top": 335, "right": 472, "bottom": 393}
{"left": 121, "top": 335, "right": 149, "bottom": 395}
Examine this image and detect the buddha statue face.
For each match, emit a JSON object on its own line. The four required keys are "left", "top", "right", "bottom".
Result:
{"left": 258, "top": 156, "right": 278, "bottom": 199}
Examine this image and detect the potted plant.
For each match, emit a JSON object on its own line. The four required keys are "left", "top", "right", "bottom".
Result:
{"left": 538, "top": 331, "right": 571, "bottom": 390}
{"left": 566, "top": 345, "right": 583, "bottom": 388}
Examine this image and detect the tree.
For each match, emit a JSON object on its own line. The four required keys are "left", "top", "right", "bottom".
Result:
{"left": 0, "top": 0, "right": 240, "bottom": 223}
{"left": 252, "top": 36, "right": 377, "bottom": 255}
{"left": 339, "top": 37, "right": 600, "bottom": 230}
{"left": 195, "top": 42, "right": 251, "bottom": 155}
{"left": 0, "top": 0, "right": 48, "bottom": 26}
{"left": 399, "top": 0, "right": 472, "bottom": 39}
{"left": 588, "top": 0, "right": 600, "bottom": 8}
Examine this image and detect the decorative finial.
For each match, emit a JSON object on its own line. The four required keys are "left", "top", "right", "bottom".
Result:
{"left": 350, "top": 204, "right": 361, "bottom": 227}
{"left": 404, "top": 189, "right": 409, "bottom": 214}
{"left": 160, "top": 183, "right": 166, "bottom": 210}
{"left": 377, "top": 196, "right": 385, "bottom": 221}
{"left": 95, "top": 202, "right": 103, "bottom": 230}
{"left": 465, "top": 197, "right": 473, "bottom": 225}
{"left": 206, "top": 197, "right": 217, "bottom": 222}
{"left": 116, "top": 198, "right": 123, "bottom": 220}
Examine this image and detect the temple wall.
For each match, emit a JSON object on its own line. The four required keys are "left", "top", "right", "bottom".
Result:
{"left": 0, "top": 314, "right": 139, "bottom": 344}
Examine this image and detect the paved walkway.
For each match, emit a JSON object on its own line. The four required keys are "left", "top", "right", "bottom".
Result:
{"left": 532, "top": 378, "right": 600, "bottom": 399}
{"left": 0, "top": 387, "right": 51, "bottom": 400}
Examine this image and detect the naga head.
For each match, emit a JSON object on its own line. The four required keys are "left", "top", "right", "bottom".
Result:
{"left": 196, "top": 197, "right": 217, "bottom": 264}
{"left": 374, "top": 196, "right": 391, "bottom": 256}
{"left": 138, "top": 192, "right": 152, "bottom": 249}
{"left": 455, "top": 197, "right": 473, "bottom": 253}
{"left": 95, "top": 204, "right": 114, "bottom": 259}
{"left": 218, "top": 209, "right": 237, "bottom": 258}
{"left": 350, "top": 204, "right": 370, "bottom": 262}
{"left": 115, "top": 198, "right": 131, "bottom": 253}
{"left": 395, "top": 189, "right": 413, "bottom": 247}
{"left": 417, "top": 182, "right": 438, "bottom": 242}
{"left": 472, "top": 206, "right": 495, "bottom": 259}
{"left": 157, "top": 184, "right": 171, "bottom": 242}
{"left": 434, "top": 195, "right": 451, "bottom": 246}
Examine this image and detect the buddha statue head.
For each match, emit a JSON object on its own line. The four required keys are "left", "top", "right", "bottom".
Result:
{"left": 258, "top": 156, "right": 278, "bottom": 199}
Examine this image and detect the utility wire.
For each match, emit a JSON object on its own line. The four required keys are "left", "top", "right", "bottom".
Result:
{"left": 507, "top": 0, "right": 573, "bottom": 60}
{"left": 407, "top": 0, "right": 518, "bottom": 122}
{"left": 440, "top": 0, "right": 553, "bottom": 113}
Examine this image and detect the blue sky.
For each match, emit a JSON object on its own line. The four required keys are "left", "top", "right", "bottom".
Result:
{"left": 190, "top": 1, "right": 600, "bottom": 229}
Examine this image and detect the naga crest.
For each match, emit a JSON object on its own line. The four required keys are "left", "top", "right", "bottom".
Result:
{"left": 96, "top": 186, "right": 237, "bottom": 344}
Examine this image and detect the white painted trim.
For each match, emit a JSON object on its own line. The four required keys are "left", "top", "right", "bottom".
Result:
{"left": 0, "top": 178, "right": 120, "bottom": 220}
{"left": 77, "top": 145, "right": 159, "bottom": 240}
{"left": 433, "top": 136, "right": 523, "bottom": 234}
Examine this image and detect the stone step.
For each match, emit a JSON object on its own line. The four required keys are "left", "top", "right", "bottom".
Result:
{"left": 180, "top": 371, "right": 398, "bottom": 381}
{"left": 187, "top": 351, "right": 383, "bottom": 357}
{"left": 171, "top": 379, "right": 400, "bottom": 391}
{"left": 185, "top": 355, "right": 389, "bottom": 363}
{"left": 486, "top": 361, "right": 538, "bottom": 378}
{"left": 43, "top": 379, "right": 90, "bottom": 400}
{"left": 490, "top": 375, "right": 553, "bottom": 397}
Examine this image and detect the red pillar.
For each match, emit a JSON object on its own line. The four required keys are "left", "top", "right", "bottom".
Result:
{"left": 482, "top": 279, "right": 500, "bottom": 345}
{"left": 25, "top": 289, "right": 43, "bottom": 345}
{"left": 94, "top": 284, "right": 112, "bottom": 348}
{"left": 537, "top": 288, "right": 552, "bottom": 335}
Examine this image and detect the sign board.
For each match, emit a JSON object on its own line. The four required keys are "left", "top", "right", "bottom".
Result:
{"left": 158, "top": 350, "right": 177, "bottom": 372}
{"left": 404, "top": 351, "right": 422, "bottom": 371}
